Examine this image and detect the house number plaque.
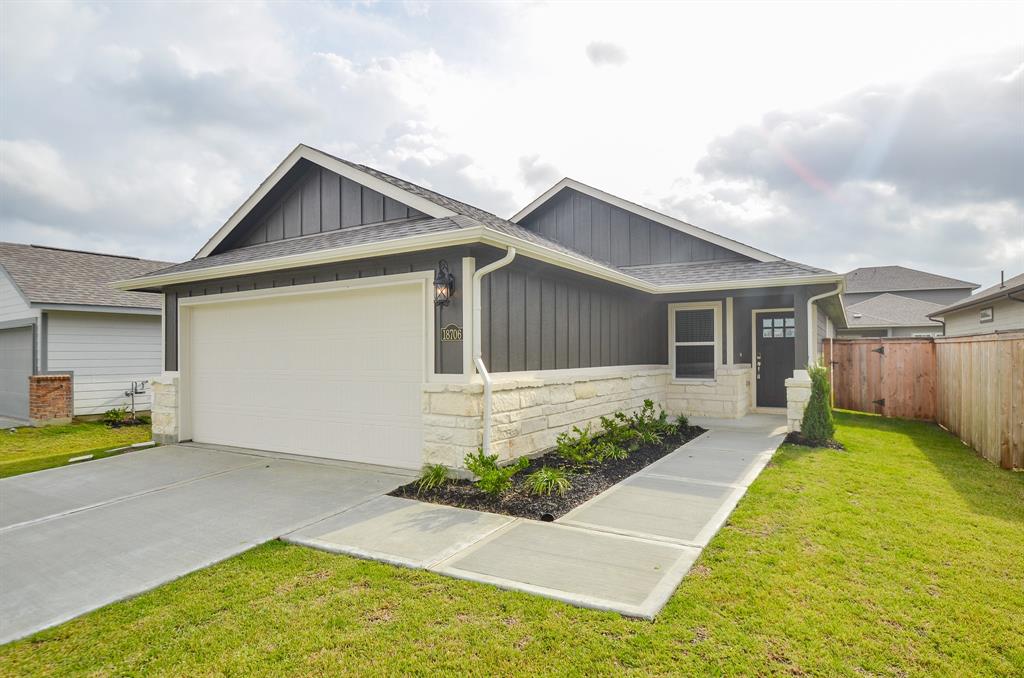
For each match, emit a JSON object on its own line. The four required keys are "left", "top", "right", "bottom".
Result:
{"left": 441, "top": 324, "right": 463, "bottom": 342}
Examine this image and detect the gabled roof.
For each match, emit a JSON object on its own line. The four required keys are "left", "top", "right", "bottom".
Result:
{"left": 510, "top": 177, "right": 781, "bottom": 264}
{"left": 845, "top": 293, "right": 944, "bottom": 328}
{"left": 844, "top": 266, "right": 978, "bottom": 294}
{"left": 194, "top": 144, "right": 460, "bottom": 258}
{"left": 0, "top": 242, "right": 171, "bottom": 310}
{"left": 121, "top": 144, "right": 841, "bottom": 295}
{"left": 928, "top": 272, "right": 1024, "bottom": 317}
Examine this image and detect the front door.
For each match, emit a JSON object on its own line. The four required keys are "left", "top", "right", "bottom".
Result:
{"left": 755, "top": 311, "right": 796, "bottom": 407}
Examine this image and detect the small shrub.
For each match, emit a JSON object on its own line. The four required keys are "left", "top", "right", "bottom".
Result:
{"left": 416, "top": 463, "right": 448, "bottom": 494}
{"left": 599, "top": 414, "right": 641, "bottom": 453}
{"left": 464, "top": 448, "right": 528, "bottom": 497}
{"left": 555, "top": 425, "right": 599, "bottom": 468}
{"left": 103, "top": 407, "right": 128, "bottom": 426}
{"left": 627, "top": 399, "right": 674, "bottom": 444}
{"left": 802, "top": 362, "right": 836, "bottom": 442}
{"left": 525, "top": 467, "right": 571, "bottom": 496}
{"left": 675, "top": 413, "right": 689, "bottom": 430}
{"left": 594, "top": 440, "right": 628, "bottom": 462}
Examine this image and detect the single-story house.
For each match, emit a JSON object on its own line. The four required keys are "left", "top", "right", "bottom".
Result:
{"left": 927, "top": 271, "right": 1024, "bottom": 336}
{"left": 117, "top": 144, "right": 847, "bottom": 469}
{"left": 838, "top": 266, "right": 978, "bottom": 338}
{"left": 0, "top": 243, "right": 170, "bottom": 424}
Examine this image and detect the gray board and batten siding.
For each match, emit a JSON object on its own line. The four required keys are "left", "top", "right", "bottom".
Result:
{"left": 518, "top": 187, "right": 751, "bottom": 267}
{"left": 214, "top": 160, "right": 428, "bottom": 254}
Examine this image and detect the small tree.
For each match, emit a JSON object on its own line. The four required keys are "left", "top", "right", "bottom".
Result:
{"left": 801, "top": 361, "right": 835, "bottom": 442}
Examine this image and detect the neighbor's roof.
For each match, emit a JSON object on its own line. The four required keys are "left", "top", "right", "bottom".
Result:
{"left": 124, "top": 144, "right": 841, "bottom": 294}
{"left": 845, "top": 293, "right": 944, "bottom": 328}
{"left": 928, "top": 272, "right": 1024, "bottom": 317}
{"left": 0, "top": 242, "right": 172, "bottom": 309}
{"left": 845, "top": 266, "right": 978, "bottom": 294}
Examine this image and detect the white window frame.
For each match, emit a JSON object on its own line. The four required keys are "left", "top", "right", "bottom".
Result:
{"left": 668, "top": 301, "right": 722, "bottom": 383}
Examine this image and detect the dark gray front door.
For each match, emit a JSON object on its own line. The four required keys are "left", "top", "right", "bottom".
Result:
{"left": 755, "top": 311, "right": 795, "bottom": 408}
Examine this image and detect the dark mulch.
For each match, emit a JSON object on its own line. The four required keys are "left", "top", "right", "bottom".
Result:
{"left": 107, "top": 419, "right": 148, "bottom": 429}
{"left": 390, "top": 425, "right": 706, "bottom": 521}
{"left": 784, "top": 431, "right": 845, "bottom": 450}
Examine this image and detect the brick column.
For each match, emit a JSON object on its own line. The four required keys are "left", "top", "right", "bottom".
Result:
{"left": 29, "top": 374, "right": 73, "bottom": 426}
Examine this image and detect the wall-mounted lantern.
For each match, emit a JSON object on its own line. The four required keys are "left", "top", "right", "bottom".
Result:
{"left": 433, "top": 259, "right": 455, "bottom": 307}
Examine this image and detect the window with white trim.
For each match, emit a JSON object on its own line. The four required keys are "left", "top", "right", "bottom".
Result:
{"left": 669, "top": 302, "right": 722, "bottom": 380}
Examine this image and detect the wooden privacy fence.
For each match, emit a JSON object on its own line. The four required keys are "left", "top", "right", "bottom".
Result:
{"left": 934, "top": 333, "right": 1024, "bottom": 470}
{"left": 824, "top": 334, "right": 1024, "bottom": 470}
{"left": 825, "top": 338, "right": 937, "bottom": 420}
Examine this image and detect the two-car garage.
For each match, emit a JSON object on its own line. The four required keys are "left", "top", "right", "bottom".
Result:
{"left": 181, "top": 279, "right": 427, "bottom": 469}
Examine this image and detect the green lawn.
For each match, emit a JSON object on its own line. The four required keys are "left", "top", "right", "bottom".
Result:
{"left": 1, "top": 412, "right": 1021, "bottom": 676}
{"left": 0, "top": 421, "right": 152, "bottom": 478}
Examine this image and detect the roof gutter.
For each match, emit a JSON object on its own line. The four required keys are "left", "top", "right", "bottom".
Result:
{"left": 472, "top": 247, "right": 517, "bottom": 458}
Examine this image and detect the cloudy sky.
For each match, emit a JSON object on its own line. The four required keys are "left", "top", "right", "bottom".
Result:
{"left": 1, "top": 1, "right": 1021, "bottom": 287}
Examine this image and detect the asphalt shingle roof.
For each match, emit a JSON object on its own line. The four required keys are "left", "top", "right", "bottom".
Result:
{"left": 621, "top": 259, "right": 832, "bottom": 286}
{"left": 929, "top": 272, "right": 1024, "bottom": 316}
{"left": 845, "top": 293, "right": 944, "bottom": 327}
{"left": 0, "top": 242, "right": 171, "bottom": 309}
{"left": 844, "top": 266, "right": 978, "bottom": 294}
{"left": 130, "top": 150, "right": 837, "bottom": 291}
{"left": 140, "top": 216, "right": 477, "bottom": 278}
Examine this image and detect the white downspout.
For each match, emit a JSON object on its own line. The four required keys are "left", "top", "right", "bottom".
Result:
{"left": 472, "top": 247, "right": 517, "bottom": 455}
{"left": 806, "top": 284, "right": 843, "bottom": 367}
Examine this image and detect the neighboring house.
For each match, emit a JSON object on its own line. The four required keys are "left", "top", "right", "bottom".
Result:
{"left": 0, "top": 243, "right": 171, "bottom": 422}
{"left": 118, "top": 144, "right": 847, "bottom": 470}
{"left": 927, "top": 272, "right": 1024, "bottom": 337}
{"left": 838, "top": 266, "right": 978, "bottom": 338}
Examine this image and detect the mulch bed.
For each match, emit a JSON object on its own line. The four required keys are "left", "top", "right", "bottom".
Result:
{"left": 784, "top": 431, "right": 845, "bottom": 450}
{"left": 107, "top": 419, "right": 148, "bottom": 429}
{"left": 390, "top": 425, "right": 706, "bottom": 521}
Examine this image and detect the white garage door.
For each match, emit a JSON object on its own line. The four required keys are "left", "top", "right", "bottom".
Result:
{"left": 187, "top": 283, "right": 425, "bottom": 469}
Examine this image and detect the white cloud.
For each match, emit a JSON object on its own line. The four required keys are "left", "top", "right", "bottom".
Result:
{"left": 585, "top": 41, "right": 628, "bottom": 67}
{"left": 0, "top": 140, "right": 94, "bottom": 212}
{"left": 0, "top": 0, "right": 1020, "bottom": 287}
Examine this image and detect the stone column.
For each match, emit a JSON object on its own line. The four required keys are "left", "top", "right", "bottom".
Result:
{"left": 785, "top": 369, "right": 812, "bottom": 432}
{"left": 151, "top": 371, "right": 180, "bottom": 444}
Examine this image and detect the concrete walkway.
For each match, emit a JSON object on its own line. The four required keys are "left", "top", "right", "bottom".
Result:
{"left": 0, "top": 444, "right": 411, "bottom": 644}
{"left": 287, "top": 414, "right": 786, "bottom": 619}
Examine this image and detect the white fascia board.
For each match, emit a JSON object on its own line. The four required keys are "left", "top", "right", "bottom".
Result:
{"left": 193, "top": 144, "right": 458, "bottom": 259}
{"left": 510, "top": 178, "right": 781, "bottom": 264}
{"left": 119, "top": 223, "right": 844, "bottom": 295}
{"left": 31, "top": 303, "right": 162, "bottom": 316}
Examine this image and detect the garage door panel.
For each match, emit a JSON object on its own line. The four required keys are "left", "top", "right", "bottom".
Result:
{"left": 0, "top": 326, "right": 32, "bottom": 421}
{"left": 188, "top": 284, "right": 426, "bottom": 468}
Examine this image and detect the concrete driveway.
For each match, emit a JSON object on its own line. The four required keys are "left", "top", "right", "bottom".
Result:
{"left": 0, "top": 444, "right": 411, "bottom": 644}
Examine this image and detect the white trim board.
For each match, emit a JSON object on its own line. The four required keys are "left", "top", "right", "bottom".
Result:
{"left": 510, "top": 177, "right": 780, "bottom": 264}
{"left": 193, "top": 144, "right": 458, "bottom": 259}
